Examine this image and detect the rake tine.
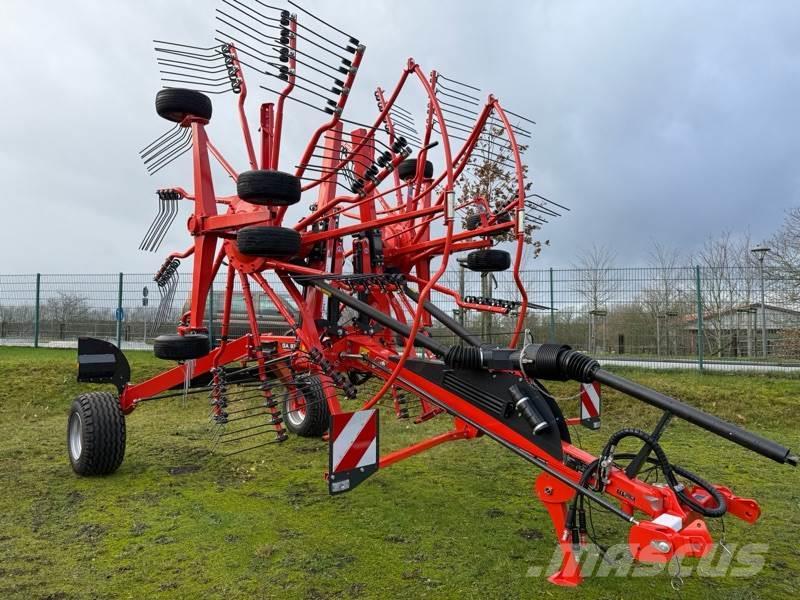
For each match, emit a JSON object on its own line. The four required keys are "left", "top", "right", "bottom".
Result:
{"left": 144, "top": 134, "right": 191, "bottom": 169}
{"left": 142, "top": 127, "right": 190, "bottom": 163}
{"left": 528, "top": 192, "right": 570, "bottom": 212}
{"left": 160, "top": 70, "right": 230, "bottom": 83}
{"left": 436, "top": 83, "right": 481, "bottom": 103}
{"left": 139, "top": 124, "right": 180, "bottom": 156}
{"left": 151, "top": 198, "right": 179, "bottom": 252}
{"left": 142, "top": 199, "right": 167, "bottom": 252}
{"left": 219, "top": 421, "right": 278, "bottom": 439}
{"left": 157, "top": 58, "right": 228, "bottom": 74}
{"left": 231, "top": 0, "right": 350, "bottom": 64}
{"left": 392, "top": 104, "right": 413, "bottom": 117}
{"left": 438, "top": 104, "right": 481, "bottom": 124}
{"left": 140, "top": 128, "right": 185, "bottom": 162}
{"left": 436, "top": 88, "right": 480, "bottom": 109}
{"left": 147, "top": 136, "right": 193, "bottom": 175}
{"left": 437, "top": 73, "right": 481, "bottom": 92}
{"left": 524, "top": 201, "right": 560, "bottom": 217}
{"left": 287, "top": 0, "right": 359, "bottom": 42}
{"left": 503, "top": 108, "right": 537, "bottom": 126}
{"left": 154, "top": 48, "right": 222, "bottom": 62}
{"left": 139, "top": 196, "right": 166, "bottom": 250}
{"left": 387, "top": 106, "right": 415, "bottom": 121}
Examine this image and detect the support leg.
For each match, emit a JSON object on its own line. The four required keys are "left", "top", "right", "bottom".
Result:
{"left": 535, "top": 473, "right": 583, "bottom": 587}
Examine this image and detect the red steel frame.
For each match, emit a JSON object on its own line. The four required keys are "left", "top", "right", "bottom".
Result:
{"left": 115, "top": 9, "right": 787, "bottom": 588}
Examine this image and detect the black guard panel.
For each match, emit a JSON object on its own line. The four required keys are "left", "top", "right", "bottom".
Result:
{"left": 77, "top": 336, "right": 131, "bottom": 393}
{"left": 404, "top": 359, "right": 567, "bottom": 461}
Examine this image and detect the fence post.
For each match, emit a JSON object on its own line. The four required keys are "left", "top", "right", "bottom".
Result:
{"left": 116, "top": 272, "right": 124, "bottom": 349}
{"left": 548, "top": 267, "right": 555, "bottom": 342}
{"left": 34, "top": 273, "right": 41, "bottom": 348}
{"left": 208, "top": 280, "right": 216, "bottom": 348}
{"left": 695, "top": 265, "right": 704, "bottom": 372}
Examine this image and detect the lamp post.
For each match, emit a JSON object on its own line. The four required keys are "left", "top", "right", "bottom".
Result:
{"left": 751, "top": 246, "right": 770, "bottom": 358}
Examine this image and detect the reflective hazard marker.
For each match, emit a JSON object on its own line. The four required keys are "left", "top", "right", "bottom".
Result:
{"left": 580, "top": 382, "right": 601, "bottom": 430}
{"left": 328, "top": 409, "right": 379, "bottom": 494}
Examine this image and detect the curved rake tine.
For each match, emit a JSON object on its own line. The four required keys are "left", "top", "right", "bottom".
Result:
{"left": 141, "top": 127, "right": 190, "bottom": 163}
{"left": 139, "top": 196, "right": 166, "bottom": 251}
{"left": 139, "top": 125, "right": 182, "bottom": 157}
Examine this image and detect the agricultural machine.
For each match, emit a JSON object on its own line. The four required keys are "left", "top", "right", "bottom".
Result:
{"left": 67, "top": 0, "right": 796, "bottom": 587}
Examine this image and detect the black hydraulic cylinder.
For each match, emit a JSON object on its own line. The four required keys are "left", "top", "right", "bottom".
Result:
{"left": 593, "top": 368, "right": 797, "bottom": 466}
{"left": 509, "top": 384, "right": 550, "bottom": 435}
{"left": 311, "top": 281, "right": 447, "bottom": 356}
{"left": 403, "top": 285, "right": 482, "bottom": 348}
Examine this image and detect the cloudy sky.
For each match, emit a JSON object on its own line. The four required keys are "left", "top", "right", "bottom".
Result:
{"left": 1, "top": 0, "right": 798, "bottom": 274}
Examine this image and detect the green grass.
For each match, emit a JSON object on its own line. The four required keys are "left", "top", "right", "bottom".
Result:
{"left": 0, "top": 347, "right": 799, "bottom": 599}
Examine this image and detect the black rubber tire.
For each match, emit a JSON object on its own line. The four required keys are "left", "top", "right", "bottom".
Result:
{"left": 465, "top": 249, "right": 511, "bottom": 272}
{"left": 237, "top": 226, "right": 301, "bottom": 258}
{"left": 155, "top": 88, "right": 212, "bottom": 123}
{"left": 67, "top": 392, "right": 126, "bottom": 476}
{"left": 465, "top": 213, "right": 482, "bottom": 230}
{"left": 284, "top": 375, "right": 330, "bottom": 437}
{"left": 153, "top": 334, "right": 210, "bottom": 360}
{"left": 398, "top": 159, "right": 434, "bottom": 181}
{"left": 237, "top": 170, "right": 302, "bottom": 206}
{"left": 495, "top": 210, "right": 512, "bottom": 223}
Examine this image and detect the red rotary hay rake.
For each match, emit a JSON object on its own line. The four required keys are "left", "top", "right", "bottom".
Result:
{"left": 67, "top": 1, "right": 796, "bottom": 586}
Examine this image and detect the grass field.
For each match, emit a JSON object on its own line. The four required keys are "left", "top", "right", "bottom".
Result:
{"left": 1, "top": 347, "right": 799, "bottom": 599}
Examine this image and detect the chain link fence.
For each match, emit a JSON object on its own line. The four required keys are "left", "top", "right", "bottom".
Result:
{"left": 2, "top": 266, "right": 798, "bottom": 372}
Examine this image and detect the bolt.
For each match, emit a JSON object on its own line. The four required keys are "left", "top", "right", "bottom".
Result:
{"left": 651, "top": 540, "right": 671, "bottom": 553}
{"left": 544, "top": 487, "right": 553, "bottom": 496}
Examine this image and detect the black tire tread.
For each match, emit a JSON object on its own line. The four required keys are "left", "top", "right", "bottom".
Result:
{"left": 284, "top": 375, "right": 330, "bottom": 437}
{"left": 398, "top": 159, "right": 434, "bottom": 181}
{"left": 237, "top": 226, "right": 301, "bottom": 258}
{"left": 153, "top": 334, "right": 210, "bottom": 360}
{"left": 68, "top": 392, "right": 126, "bottom": 476}
{"left": 465, "top": 249, "right": 511, "bottom": 272}
{"left": 155, "top": 88, "right": 212, "bottom": 123}
{"left": 237, "top": 170, "right": 301, "bottom": 206}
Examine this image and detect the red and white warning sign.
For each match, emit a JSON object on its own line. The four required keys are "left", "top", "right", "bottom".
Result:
{"left": 328, "top": 409, "right": 379, "bottom": 494}
{"left": 580, "top": 382, "right": 601, "bottom": 430}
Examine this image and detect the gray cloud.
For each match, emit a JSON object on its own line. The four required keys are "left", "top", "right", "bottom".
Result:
{"left": 1, "top": 0, "right": 798, "bottom": 273}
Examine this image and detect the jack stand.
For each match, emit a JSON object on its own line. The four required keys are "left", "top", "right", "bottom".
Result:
{"left": 535, "top": 472, "right": 583, "bottom": 587}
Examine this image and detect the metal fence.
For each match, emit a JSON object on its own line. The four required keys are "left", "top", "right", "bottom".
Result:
{"left": 2, "top": 266, "right": 799, "bottom": 372}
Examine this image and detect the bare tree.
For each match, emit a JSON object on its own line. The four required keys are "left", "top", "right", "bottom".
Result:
{"left": 573, "top": 243, "right": 618, "bottom": 308}
{"left": 769, "top": 207, "right": 800, "bottom": 302}
{"left": 692, "top": 231, "right": 755, "bottom": 356}
{"left": 573, "top": 244, "right": 618, "bottom": 352}
{"left": 642, "top": 242, "right": 685, "bottom": 355}
{"left": 44, "top": 292, "right": 91, "bottom": 324}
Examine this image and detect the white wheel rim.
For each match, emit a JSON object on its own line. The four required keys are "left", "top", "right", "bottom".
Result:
{"left": 68, "top": 412, "right": 83, "bottom": 461}
{"left": 286, "top": 396, "right": 307, "bottom": 427}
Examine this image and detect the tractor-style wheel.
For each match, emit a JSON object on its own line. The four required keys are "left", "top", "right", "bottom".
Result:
{"left": 155, "top": 88, "right": 212, "bottom": 123}
{"left": 237, "top": 170, "right": 302, "bottom": 206}
{"left": 398, "top": 159, "right": 434, "bottom": 181}
{"left": 153, "top": 334, "right": 211, "bottom": 360}
{"left": 465, "top": 249, "right": 511, "bottom": 272}
{"left": 67, "top": 392, "right": 126, "bottom": 476}
{"left": 236, "top": 226, "right": 301, "bottom": 258}
{"left": 284, "top": 375, "right": 330, "bottom": 437}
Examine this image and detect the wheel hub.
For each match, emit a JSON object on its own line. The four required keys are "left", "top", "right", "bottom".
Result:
{"left": 68, "top": 412, "right": 83, "bottom": 461}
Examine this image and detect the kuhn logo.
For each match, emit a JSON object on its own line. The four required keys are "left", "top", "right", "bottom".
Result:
{"left": 615, "top": 489, "right": 636, "bottom": 502}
